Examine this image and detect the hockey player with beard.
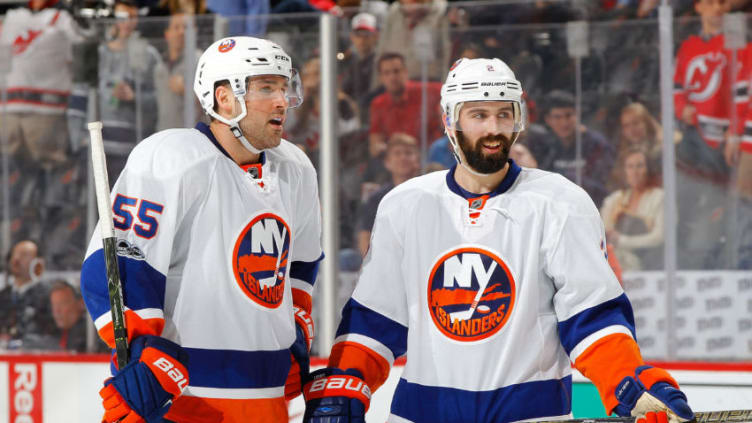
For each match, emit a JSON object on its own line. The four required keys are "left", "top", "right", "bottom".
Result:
{"left": 81, "top": 36, "right": 322, "bottom": 422}
{"left": 302, "top": 58, "right": 694, "bottom": 423}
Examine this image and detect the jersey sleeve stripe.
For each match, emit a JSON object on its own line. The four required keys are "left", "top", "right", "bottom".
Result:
{"left": 183, "top": 347, "right": 291, "bottom": 389}
{"left": 389, "top": 376, "right": 572, "bottom": 423}
{"left": 568, "top": 324, "right": 634, "bottom": 362}
{"left": 329, "top": 340, "right": 392, "bottom": 391}
{"left": 93, "top": 307, "right": 164, "bottom": 330}
{"left": 557, "top": 293, "right": 635, "bottom": 356}
{"left": 96, "top": 309, "right": 165, "bottom": 348}
{"left": 81, "top": 249, "right": 167, "bottom": 319}
{"left": 333, "top": 334, "right": 395, "bottom": 364}
{"left": 291, "top": 278, "right": 314, "bottom": 296}
{"left": 573, "top": 333, "right": 645, "bottom": 414}
{"left": 292, "top": 287, "right": 312, "bottom": 315}
{"left": 289, "top": 254, "right": 323, "bottom": 286}
{"left": 335, "top": 298, "right": 408, "bottom": 360}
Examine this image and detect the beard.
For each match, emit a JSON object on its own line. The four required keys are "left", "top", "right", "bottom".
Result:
{"left": 456, "top": 131, "right": 514, "bottom": 174}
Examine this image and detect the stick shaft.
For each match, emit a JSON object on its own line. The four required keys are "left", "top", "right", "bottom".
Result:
{"left": 536, "top": 410, "right": 752, "bottom": 423}
{"left": 87, "top": 121, "right": 129, "bottom": 369}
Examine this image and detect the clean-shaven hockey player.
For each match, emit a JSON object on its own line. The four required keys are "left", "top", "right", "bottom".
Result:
{"left": 302, "top": 58, "right": 694, "bottom": 423}
{"left": 81, "top": 36, "right": 322, "bottom": 422}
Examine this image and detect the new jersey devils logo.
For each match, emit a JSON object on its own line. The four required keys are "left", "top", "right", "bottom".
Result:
{"left": 427, "top": 247, "right": 515, "bottom": 342}
{"left": 685, "top": 52, "right": 727, "bottom": 103}
{"left": 232, "top": 213, "right": 291, "bottom": 308}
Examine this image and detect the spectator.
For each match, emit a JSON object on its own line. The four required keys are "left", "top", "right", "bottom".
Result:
{"left": 369, "top": 52, "right": 442, "bottom": 158}
{"left": 673, "top": 0, "right": 736, "bottom": 177}
{"left": 49, "top": 280, "right": 105, "bottom": 353}
{"left": 601, "top": 147, "right": 664, "bottom": 271}
{"left": 355, "top": 133, "right": 420, "bottom": 256}
{"left": 207, "top": 0, "right": 268, "bottom": 37}
{"left": 375, "top": 0, "right": 450, "bottom": 82}
{"left": 608, "top": 102, "right": 667, "bottom": 189}
{"left": 528, "top": 90, "right": 615, "bottom": 207}
{"left": 454, "top": 41, "right": 483, "bottom": 61}
{"left": 341, "top": 12, "right": 381, "bottom": 125}
{"left": 154, "top": 13, "right": 202, "bottom": 131}
{"left": 156, "top": 0, "right": 207, "bottom": 14}
{"left": 727, "top": 98, "right": 752, "bottom": 269}
{"left": 285, "top": 56, "right": 360, "bottom": 165}
{"left": 0, "top": 0, "right": 82, "bottom": 171}
{"left": 0, "top": 240, "right": 56, "bottom": 348}
{"left": 427, "top": 135, "right": 454, "bottom": 169}
{"left": 617, "top": 102, "right": 663, "bottom": 161}
{"left": 98, "top": 0, "right": 161, "bottom": 184}
{"left": 673, "top": 0, "right": 739, "bottom": 268}
{"left": 0, "top": 0, "right": 84, "bottom": 244}
{"left": 509, "top": 142, "right": 538, "bottom": 168}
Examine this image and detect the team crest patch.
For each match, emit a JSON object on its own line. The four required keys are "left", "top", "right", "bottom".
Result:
{"left": 218, "top": 39, "right": 236, "bottom": 53}
{"left": 232, "top": 213, "right": 291, "bottom": 308}
{"left": 427, "top": 247, "right": 515, "bottom": 342}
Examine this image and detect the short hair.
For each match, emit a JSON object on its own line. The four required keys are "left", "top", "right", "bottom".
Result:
{"left": 543, "top": 90, "right": 575, "bottom": 116}
{"left": 386, "top": 132, "right": 418, "bottom": 153}
{"left": 9, "top": 239, "right": 43, "bottom": 259}
{"left": 377, "top": 52, "right": 406, "bottom": 73}
{"left": 49, "top": 279, "right": 82, "bottom": 300}
{"left": 114, "top": 0, "right": 140, "bottom": 8}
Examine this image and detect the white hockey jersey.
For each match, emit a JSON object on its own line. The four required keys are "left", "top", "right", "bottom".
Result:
{"left": 0, "top": 7, "right": 82, "bottom": 114}
{"left": 80, "top": 123, "right": 323, "bottom": 421}
{"left": 332, "top": 161, "right": 637, "bottom": 423}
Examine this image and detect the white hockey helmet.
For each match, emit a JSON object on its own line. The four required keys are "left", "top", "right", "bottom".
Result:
{"left": 193, "top": 36, "right": 303, "bottom": 153}
{"left": 441, "top": 58, "right": 525, "bottom": 135}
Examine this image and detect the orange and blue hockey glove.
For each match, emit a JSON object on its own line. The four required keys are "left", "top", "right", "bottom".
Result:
{"left": 99, "top": 335, "right": 189, "bottom": 423}
{"left": 285, "top": 305, "right": 315, "bottom": 400}
{"left": 614, "top": 365, "right": 694, "bottom": 423}
{"left": 303, "top": 368, "right": 371, "bottom": 423}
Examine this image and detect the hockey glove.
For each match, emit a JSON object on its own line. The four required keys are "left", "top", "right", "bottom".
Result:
{"left": 614, "top": 365, "right": 693, "bottom": 423}
{"left": 285, "top": 305, "right": 315, "bottom": 400}
{"left": 303, "top": 368, "right": 371, "bottom": 423}
{"left": 100, "top": 335, "right": 189, "bottom": 423}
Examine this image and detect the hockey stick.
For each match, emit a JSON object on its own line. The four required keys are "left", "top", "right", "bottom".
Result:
{"left": 88, "top": 121, "right": 129, "bottom": 369}
{"left": 535, "top": 410, "right": 752, "bottom": 423}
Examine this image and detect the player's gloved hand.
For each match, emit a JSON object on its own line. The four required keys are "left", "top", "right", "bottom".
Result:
{"left": 99, "top": 335, "right": 189, "bottom": 423}
{"left": 303, "top": 368, "right": 371, "bottom": 423}
{"left": 285, "top": 305, "right": 315, "bottom": 400}
{"left": 614, "top": 365, "right": 693, "bottom": 423}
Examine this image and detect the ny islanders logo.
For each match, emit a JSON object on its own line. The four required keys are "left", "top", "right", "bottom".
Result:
{"left": 218, "top": 39, "right": 236, "bottom": 53}
{"left": 428, "top": 247, "right": 515, "bottom": 342}
{"left": 232, "top": 213, "right": 291, "bottom": 308}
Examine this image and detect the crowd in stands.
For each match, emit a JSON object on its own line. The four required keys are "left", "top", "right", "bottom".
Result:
{"left": 0, "top": 239, "right": 108, "bottom": 352}
{"left": 2, "top": 0, "right": 752, "bottom": 351}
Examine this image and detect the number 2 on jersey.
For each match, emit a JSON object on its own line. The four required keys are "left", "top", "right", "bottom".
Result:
{"left": 113, "top": 194, "right": 164, "bottom": 239}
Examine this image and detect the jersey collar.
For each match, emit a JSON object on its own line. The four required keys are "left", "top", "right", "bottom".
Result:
{"left": 445, "top": 159, "right": 521, "bottom": 200}
{"left": 195, "top": 122, "right": 266, "bottom": 165}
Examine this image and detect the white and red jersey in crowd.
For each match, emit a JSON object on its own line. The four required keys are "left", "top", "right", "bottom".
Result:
{"left": 0, "top": 6, "right": 82, "bottom": 114}
{"left": 673, "top": 33, "right": 749, "bottom": 149}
